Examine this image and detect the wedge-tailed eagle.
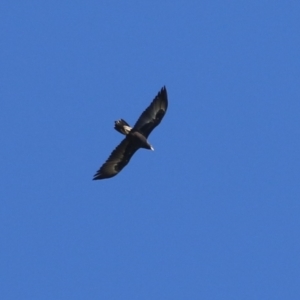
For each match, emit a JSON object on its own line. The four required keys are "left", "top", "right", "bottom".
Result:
{"left": 93, "top": 86, "right": 168, "bottom": 180}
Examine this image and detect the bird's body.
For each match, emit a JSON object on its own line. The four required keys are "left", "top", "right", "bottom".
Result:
{"left": 93, "top": 86, "right": 168, "bottom": 180}
{"left": 127, "top": 130, "right": 154, "bottom": 150}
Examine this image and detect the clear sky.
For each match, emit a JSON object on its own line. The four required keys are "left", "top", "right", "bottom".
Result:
{"left": 1, "top": 1, "right": 300, "bottom": 299}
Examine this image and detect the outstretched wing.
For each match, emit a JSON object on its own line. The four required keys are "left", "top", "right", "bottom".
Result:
{"left": 93, "top": 138, "right": 139, "bottom": 180}
{"left": 133, "top": 86, "right": 168, "bottom": 138}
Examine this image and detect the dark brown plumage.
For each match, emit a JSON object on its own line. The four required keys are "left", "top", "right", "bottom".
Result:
{"left": 93, "top": 86, "right": 168, "bottom": 180}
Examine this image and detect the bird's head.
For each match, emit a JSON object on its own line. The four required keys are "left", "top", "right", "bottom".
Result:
{"left": 144, "top": 142, "right": 154, "bottom": 151}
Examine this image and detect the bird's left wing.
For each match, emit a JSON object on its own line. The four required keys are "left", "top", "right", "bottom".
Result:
{"left": 93, "top": 138, "right": 139, "bottom": 180}
{"left": 133, "top": 86, "right": 168, "bottom": 138}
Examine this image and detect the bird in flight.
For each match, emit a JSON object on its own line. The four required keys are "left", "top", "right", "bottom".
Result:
{"left": 93, "top": 86, "right": 168, "bottom": 180}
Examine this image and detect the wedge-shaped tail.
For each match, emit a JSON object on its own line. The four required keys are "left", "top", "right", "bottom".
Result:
{"left": 114, "top": 119, "right": 132, "bottom": 135}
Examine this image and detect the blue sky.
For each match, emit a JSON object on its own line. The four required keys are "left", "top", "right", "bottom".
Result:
{"left": 1, "top": 1, "right": 300, "bottom": 299}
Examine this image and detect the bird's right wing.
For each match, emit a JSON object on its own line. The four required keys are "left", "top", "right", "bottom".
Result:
{"left": 93, "top": 138, "right": 139, "bottom": 180}
{"left": 133, "top": 86, "right": 168, "bottom": 138}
